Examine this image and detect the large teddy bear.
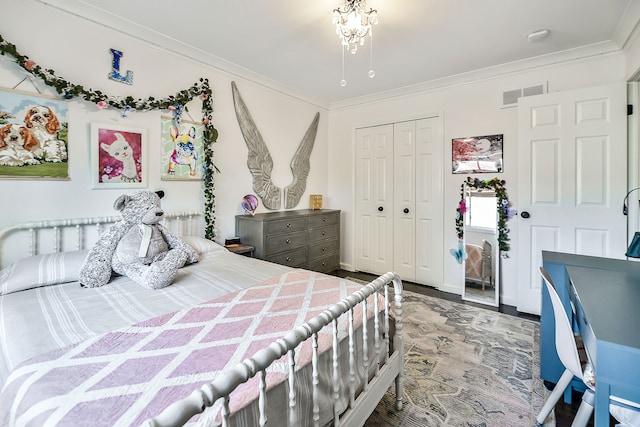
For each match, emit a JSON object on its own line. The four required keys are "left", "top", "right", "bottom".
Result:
{"left": 79, "top": 190, "right": 199, "bottom": 289}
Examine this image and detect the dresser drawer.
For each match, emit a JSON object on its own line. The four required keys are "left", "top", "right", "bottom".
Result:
{"left": 268, "top": 248, "right": 307, "bottom": 267}
{"left": 266, "top": 218, "right": 307, "bottom": 235}
{"left": 308, "top": 213, "right": 339, "bottom": 228}
{"left": 307, "top": 253, "right": 339, "bottom": 273}
{"left": 266, "top": 231, "right": 306, "bottom": 254}
{"left": 308, "top": 224, "right": 339, "bottom": 243}
{"left": 308, "top": 239, "right": 339, "bottom": 260}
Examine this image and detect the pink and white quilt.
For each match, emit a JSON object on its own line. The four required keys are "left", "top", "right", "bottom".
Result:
{"left": 0, "top": 270, "right": 382, "bottom": 427}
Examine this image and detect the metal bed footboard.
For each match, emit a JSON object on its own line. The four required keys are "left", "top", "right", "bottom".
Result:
{"left": 145, "top": 271, "right": 404, "bottom": 427}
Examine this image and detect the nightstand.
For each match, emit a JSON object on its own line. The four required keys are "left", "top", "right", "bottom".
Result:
{"left": 225, "top": 244, "right": 255, "bottom": 257}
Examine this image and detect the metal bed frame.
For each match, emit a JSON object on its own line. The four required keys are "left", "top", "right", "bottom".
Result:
{"left": 0, "top": 213, "right": 404, "bottom": 426}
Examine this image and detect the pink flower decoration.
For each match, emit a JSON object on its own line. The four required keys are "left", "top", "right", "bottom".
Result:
{"left": 25, "top": 60, "right": 35, "bottom": 71}
{"left": 203, "top": 119, "right": 209, "bottom": 125}
{"left": 458, "top": 199, "right": 467, "bottom": 214}
{"left": 168, "top": 105, "right": 176, "bottom": 111}
{"left": 97, "top": 101, "right": 107, "bottom": 109}
{"left": 200, "top": 94, "right": 208, "bottom": 100}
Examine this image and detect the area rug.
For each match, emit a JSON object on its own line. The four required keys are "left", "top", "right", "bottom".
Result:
{"left": 352, "top": 281, "right": 545, "bottom": 427}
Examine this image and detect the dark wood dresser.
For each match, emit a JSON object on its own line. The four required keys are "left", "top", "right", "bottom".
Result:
{"left": 235, "top": 209, "right": 340, "bottom": 273}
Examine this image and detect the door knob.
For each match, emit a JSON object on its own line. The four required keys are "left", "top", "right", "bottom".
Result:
{"left": 521, "top": 211, "right": 531, "bottom": 219}
{"left": 378, "top": 206, "right": 384, "bottom": 212}
{"left": 403, "top": 208, "right": 409, "bottom": 214}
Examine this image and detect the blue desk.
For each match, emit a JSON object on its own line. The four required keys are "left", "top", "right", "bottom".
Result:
{"left": 566, "top": 265, "right": 640, "bottom": 427}
{"left": 539, "top": 252, "right": 631, "bottom": 403}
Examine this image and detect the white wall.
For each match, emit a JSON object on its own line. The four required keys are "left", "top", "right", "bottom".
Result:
{"left": 328, "top": 53, "right": 627, "bottom": 306}
{"left": 0, "top": 1, "right": 329, "bottom": 246}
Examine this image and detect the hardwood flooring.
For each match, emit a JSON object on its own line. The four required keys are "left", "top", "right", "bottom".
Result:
{"left": 331, "top": 269, "right": 605, "bottom": 426}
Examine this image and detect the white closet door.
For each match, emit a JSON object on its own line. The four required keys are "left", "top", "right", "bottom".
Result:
{"left": 516, "top": 83, "right": 627, "bottom": 315}
{"left": 415, "top": 117, "right": 444, "bottom": 286}
{"left": 393, "top": 121, "right": 417, "bottom": 281}
{"left": 355, "top": 125, "right": 394, "bottom": 275}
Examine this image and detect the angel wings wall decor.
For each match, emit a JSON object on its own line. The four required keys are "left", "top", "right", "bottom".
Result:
{"left": 231, "top": 81, "right": 320, "bottom": 210}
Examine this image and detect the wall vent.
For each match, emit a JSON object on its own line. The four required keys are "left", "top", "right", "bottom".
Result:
{"left": 501, "top": 83, "right": 546, "bottom": 108}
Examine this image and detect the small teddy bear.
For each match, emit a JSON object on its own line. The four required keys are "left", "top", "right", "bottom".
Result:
{"left": 79, "top": 190, "right": 199, "bottom": 289}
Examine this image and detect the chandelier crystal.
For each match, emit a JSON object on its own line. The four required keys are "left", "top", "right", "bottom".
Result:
{"left": 333, "top": 0, "right": 378, "bottom": 55}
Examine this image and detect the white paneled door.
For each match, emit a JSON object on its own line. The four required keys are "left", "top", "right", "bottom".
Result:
{"left": 393, "top": 121, "right": 417, "bottom": 281}
{"left": 355, "top": 124, "right": 394, "bottom": 275}
{"left": 516, "top": 83, "right": 627, "bottom": 315}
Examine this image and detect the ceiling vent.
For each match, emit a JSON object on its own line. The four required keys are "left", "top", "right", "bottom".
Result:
{"left": 501, "top": 83, "right": 547, "bottom": 108}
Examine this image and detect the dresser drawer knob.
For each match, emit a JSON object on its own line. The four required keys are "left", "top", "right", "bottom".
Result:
{"left": 322, "top": 231, "right": 326, "bottom": 235}
{"left": 286, "top": 239, "right": 291, "bottom": 244}
{"left": 286, "top": 256, "right": 292, "bottom": 262}
{"left": 322, "top": 247, "right": 326, "bottom": 251}
{"left": 286, "top": 223, "right": 291, "bottom": 228}
{"left": 322, "top": 217, "right": 327, "bottom": 222}
{"left": 322, "top": 262, "right": 326, "bottom": 266}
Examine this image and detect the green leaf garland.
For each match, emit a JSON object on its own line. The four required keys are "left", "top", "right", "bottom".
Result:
{"left": 455, "top": 177, "right": 514, "bottom": 253}
{"left": 0, "top": 34, "right": 219, "bottom": 239}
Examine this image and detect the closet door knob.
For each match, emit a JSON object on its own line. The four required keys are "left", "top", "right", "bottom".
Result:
{"left": 403, "top": 208, "right": 409, "bottom": 214}
{"left": 378, "top": 206, "right": 384, "bottom": 212}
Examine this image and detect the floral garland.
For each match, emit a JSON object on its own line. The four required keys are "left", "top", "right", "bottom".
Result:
{"left": 0, "top": 34, "right": 219, "bottom": 239}
{"left": 455, "top": 177, "right": 514, "bottom": 253}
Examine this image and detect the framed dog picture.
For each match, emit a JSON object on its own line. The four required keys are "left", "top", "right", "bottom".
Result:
{"left": 91, "top": 122, "right": 147, "bottom": 189}
{"left": 0, "top": 88, "right": 69, "bottom": 180}
{"left": 160, "top": 117, "right": 204, "bottom": 181}
{"left": 452, "top": 134, "right": 504, "bottom": 174}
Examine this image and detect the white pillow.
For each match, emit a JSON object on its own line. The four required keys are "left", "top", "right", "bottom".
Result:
{"left": 0, "top": 250, "right": 88, "bottom": 295}
{"left": 180, "top": 236, "right": 227, "bottom": 255}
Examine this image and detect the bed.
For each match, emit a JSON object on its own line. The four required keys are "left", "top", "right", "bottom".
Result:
{"left": 0, "top": 212, "right": 404, "bottom": 427}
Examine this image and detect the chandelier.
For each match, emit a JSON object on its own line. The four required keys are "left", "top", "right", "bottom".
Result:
{"left": 332, "top": 0, "right": 378, "bottom": 86}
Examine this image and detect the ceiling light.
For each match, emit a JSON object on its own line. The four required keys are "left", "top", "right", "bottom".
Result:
{"left": 333, "top": 0, "right": 378, "bottom": 86}
{"left": 527, "top": 29, "right": 550, "bottom": 43}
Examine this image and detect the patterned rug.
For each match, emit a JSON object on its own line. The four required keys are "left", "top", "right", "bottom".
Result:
{"left": 357, "top": 285, "right": 545, "bottom": 427}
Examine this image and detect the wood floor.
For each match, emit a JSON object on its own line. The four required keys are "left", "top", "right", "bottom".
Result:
{"left": 331, "top": 269, "right": 608, "bottom": 427}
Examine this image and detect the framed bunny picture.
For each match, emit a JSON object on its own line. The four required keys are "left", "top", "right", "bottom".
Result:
{"left": 90, "top": 122, "right": 147, "bottom": 189}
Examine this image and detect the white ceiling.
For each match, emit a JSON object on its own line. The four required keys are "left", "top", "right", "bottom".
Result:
{"left": 41, "top": 0, "right": 640, "bottom": 108}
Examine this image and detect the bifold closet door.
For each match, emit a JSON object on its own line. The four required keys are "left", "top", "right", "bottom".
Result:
{"left": 392, "top": 117, "right": 443, "bottom": 285}
{"left": 413, "top": 117, "right": 443, "bottom": 287}
{"left": 393, "top": 121, "right": 417, "bottom": 281}
{"left": 355, "top": 124, "right": 394, "bottom": 275}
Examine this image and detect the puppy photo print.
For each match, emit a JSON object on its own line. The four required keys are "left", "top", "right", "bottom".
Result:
{"left": 0, "top": 88, "right": 69, "bottom": 179}
{"left": 160, "top": 117, "right": 204, "bottom": 180}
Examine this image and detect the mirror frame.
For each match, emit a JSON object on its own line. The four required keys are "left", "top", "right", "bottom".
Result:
{"left": 456, "top": 177, "right": 514, "bottom": 307}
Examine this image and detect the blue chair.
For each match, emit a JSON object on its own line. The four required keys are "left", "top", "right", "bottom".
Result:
{"left": 536, "top": 267, "right": 640, "bottom": 426}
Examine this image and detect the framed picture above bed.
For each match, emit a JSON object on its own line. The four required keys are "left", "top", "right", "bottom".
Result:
{"left": 0, "top": 88, "right": 69, "bottom": 180}
{"left": 90, "top": 122, "right": 147, "bottom": 189}
{"left": 452, "top": 134, "right": 503, "bottom": 174}
{"left": 160, "top": 117, "right": 204, "bottom": 181}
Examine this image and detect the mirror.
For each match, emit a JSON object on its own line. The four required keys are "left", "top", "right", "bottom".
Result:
{"left": 461, "top": 184, "right": 500, "bottom": 307}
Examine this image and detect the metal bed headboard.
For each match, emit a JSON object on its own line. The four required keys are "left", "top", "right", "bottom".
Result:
{"left": 0, "top": 211, "right": 202, "bottom": 269}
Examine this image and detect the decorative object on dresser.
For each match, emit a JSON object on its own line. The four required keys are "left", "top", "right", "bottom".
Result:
{"left": 236, "top": 209, "right": 340, "bottom": 273}
{"left": 240, "top": 193, "right": 259, "bottom": 215}
{"left": 310, "top": 194, "right": 323, "bottom": 209}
